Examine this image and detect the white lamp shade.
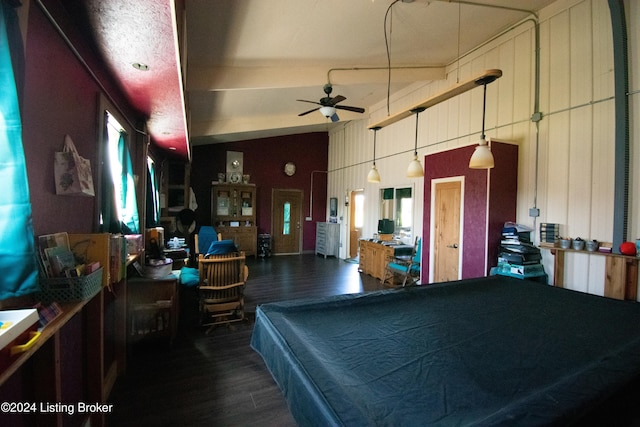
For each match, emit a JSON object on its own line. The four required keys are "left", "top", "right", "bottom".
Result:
{"left": 469, "top": 140, "right": 495, "bottom": 169}
{"left": 367, "top": 165, "right": 381, "bottom": 183}
{"left": 319, "top": 106, "right": 336, "bottom": 118}
{"left": 406, "top": 155, "right": 424, "bottom": 178}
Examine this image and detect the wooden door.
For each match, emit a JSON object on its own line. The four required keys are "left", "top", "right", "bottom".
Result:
{"left": 272, "top": 189, "right": 302, "bottom": 254}
{"left": 433, "top": 180, "right": 462, "bottom": 282}
{"left": 349, "top": 190, "right": 363, "bottom": 258}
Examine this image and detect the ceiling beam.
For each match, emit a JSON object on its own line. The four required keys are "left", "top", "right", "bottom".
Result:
{"left": 368, "top": 69, "right": 502, "bottom": 129}
{"left": 187, "top": 65, "right": 446, "bottom": 91}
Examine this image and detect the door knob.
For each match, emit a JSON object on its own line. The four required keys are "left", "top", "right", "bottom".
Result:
{"left": 446, "top": 243, "right": 458, "bottom": 249}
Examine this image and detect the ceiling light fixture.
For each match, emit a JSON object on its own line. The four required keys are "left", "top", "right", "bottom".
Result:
{"left": 468, "top": 76, "right": 497, "bottom": 169}
{"left": 407, "top": 107, "right": 425, "bottom": 178}
{"left": 367, "top": 127, "right": 382, "bottom": 183}
{"left": 132, "top": 62, "right": 149, "bottom": 71}
{"left": 319, "top": 106, "right": 337, "bottom": 118}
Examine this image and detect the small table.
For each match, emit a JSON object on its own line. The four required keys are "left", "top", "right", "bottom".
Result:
{"left": 541, "top": 244, "right": 639, "bottom": 300}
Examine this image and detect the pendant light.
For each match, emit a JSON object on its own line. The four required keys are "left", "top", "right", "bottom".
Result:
{"left": 469, "top": 76, "right": 497, "bottom": 169}
{"left": 406, "top": 107, "right": 425, "bottom": 178}
{"left": 367, "top": 127, "right": 381, "bottom": 183}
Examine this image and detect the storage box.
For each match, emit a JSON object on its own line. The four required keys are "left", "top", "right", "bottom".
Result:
{"left": 37, "top": 268, "right": 103, "bottom": 302}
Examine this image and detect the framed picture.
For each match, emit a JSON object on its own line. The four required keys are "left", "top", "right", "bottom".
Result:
{"left": 330, "top": 197, "right": 338, "bottom": 217}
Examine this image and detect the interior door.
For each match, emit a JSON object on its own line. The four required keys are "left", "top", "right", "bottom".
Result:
{"left": 349, "top": 190, "right": 363, "bottom": 259}
{"left": 432, "top": 180, "right": 462, "bottom": 282}
{"left": 272, "top": 189, "right": 302, "bottom": 254}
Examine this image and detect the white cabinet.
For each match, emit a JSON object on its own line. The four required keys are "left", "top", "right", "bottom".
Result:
{"left": 316, "top": 222, "right": 340, "bottom": 258}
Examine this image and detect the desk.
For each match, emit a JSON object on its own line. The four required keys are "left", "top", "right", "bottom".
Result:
{"left": 542, "top": 244, "right": 639, "bottom": 300}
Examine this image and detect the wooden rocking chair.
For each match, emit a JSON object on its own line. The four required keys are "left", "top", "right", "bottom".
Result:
{"left": 198, "top": 251, "right": 248, "bottom": 330}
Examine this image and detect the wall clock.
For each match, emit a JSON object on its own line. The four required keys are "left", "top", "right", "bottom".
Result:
{"left": 284, "top": 162, "right": 296, "bottom": 176}
{"left": 228, "top": 172, "right": 242, "bottom": 183}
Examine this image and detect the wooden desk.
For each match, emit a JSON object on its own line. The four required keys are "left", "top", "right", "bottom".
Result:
{"left": 542, "top": 244, "right": 639, "bottom": 300}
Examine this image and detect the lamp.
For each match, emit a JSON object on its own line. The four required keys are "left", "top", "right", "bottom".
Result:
{"left": 367, "top": 127, "right": 381, "bottom": 183}
{"left": 319, "top": 106, "right": 336, "bottom": 118}
{"left": 469, "top": 76, "right": 496, "bottom": 169}
{"left": 407, "top": 108, "right": 425, "bottom": 178}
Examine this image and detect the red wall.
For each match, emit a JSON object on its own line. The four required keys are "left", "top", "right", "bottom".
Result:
{"left": 422, "top": 142, "right": 518, "bottom": 281}
{"left": 22, "top": 0, "right": 140, "bottom": 236}
{"left": 191, "top": 133, "right": 329, "bottom": 252}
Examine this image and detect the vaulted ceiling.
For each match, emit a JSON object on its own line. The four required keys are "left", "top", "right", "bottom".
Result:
{"left": 63, "top": 0, "right": 558, "bottom": 158}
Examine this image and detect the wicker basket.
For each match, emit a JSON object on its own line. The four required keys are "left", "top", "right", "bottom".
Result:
{"left": 38, "top": 268, "right": 103, "bottom": 302}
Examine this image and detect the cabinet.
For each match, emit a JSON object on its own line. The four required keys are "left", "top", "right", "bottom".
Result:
{"left": 127, "top": 276, "right": 179, "bottom": 345}
{"left": 162, "top": 160, "right": 191, "bottom": 217}
{"left": 211, "top": 183, "right": 257, "bottom": 256}
{"left": 316, "top": 222, "right": 340, "bottom": 258}
{"left": 359, "top": 240, "right": 395, "bottom": 281}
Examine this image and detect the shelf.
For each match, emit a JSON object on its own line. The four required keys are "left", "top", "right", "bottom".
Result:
{"left": 541, "top": 244, "right": 639, "bottom": 300}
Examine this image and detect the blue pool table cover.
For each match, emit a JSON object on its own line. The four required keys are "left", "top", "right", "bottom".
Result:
{"left": 251, "top": 276, "right": 640, "bottom": 426}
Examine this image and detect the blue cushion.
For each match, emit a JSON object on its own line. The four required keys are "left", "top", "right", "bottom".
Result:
{"left": 197, "top": 226, "right": 218, "bottom": 253}
{"left": 206, "top": 239, "right": 237, "bottom": 256}
{"left": 180, "top": 266, "right": 200, "bottom": 287}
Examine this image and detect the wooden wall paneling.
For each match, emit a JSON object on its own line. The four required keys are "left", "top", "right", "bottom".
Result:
{"left": 549, "top": 11, "right": 571, "bottom": 113}
{"left": 568, "top": 107, "right": 593, "bottom": 236}
{"left": 497, "top": 39, "right": 515, "bottom": 128}
{"left": 546, "top": 111, "right": 570, "bottom": 226}
{"left": 570, "top": 1, "right": 593, "bottom": 107}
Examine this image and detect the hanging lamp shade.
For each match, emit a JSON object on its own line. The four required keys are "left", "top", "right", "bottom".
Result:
{"left": 469, "top": 138, "right": 494, "bottom": 168}
{"left": 368, "top": 127, "right": 381, "bottom": 183}
{"left": 407, "top": 108, "right": 425, "bottom": 178}
{"left": 469, "top": 77, "right": 496, "bottom": 169}
{"left": 367, "top": 165, "right": 381, "bottom": 183}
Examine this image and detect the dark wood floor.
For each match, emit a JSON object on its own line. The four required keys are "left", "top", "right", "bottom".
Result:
{"left": 107, "top": 254, "right": 384, "bottom": 427}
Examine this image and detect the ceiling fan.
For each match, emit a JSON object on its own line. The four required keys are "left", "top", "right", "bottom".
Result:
{"left": 297, "top": 84, "right": 365, "bottom": 122}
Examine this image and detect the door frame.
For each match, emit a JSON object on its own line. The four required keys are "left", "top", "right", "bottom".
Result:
{"left": 271, "top": 189, "right": 303, "bottom": 255}
{"left": 429, "top": 176, "right": 465, "bottom": 283}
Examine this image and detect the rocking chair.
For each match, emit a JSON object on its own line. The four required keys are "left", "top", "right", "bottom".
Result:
{"left": 198, "top": 251, "right": 248, "bottom": 330}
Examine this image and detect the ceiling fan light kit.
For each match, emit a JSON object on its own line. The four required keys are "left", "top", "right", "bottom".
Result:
{"left": 319, "top": 106, "right": 337, "bottom": 118}
{"left": 297, "top": 83, "right": 365, "bottom": 123}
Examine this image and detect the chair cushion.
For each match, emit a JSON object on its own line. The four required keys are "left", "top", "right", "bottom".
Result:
{"left": 388, "top": 262, "right": 410, "bottom": 273}
{"left": 206, "top": 239, "right": 237, "bottom": 256}
{"left": 197, "top": 225, "right": 218, "bottom": 253}
{"left": 180, "top": 266, "right": 200, "bottom": 287}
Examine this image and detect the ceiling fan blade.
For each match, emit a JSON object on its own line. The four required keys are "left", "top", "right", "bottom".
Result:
{"left": 298, "top": 107, "right": 319, "bottom": 117}
{"left": 335, "top": 105, "right": 365, "bottom": 114}
{"left": 331, "top": 95, "right": 346, "bottom": 105}
{"left": 330, "top": 112, "right": 340, "bottom": 122}
{"left": 297, "top": 99, "right": 322, "bottom": 106}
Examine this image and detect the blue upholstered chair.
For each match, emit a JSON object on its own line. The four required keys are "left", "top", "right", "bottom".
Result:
{"left": 383, "top": 237, "right": 421, "bottom": 287}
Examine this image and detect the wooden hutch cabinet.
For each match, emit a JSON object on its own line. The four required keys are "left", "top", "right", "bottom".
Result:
{"left": 211, "top": 183, "right": 257, "bottom": 256}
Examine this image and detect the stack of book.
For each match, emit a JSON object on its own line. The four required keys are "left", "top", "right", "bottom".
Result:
{"left": 540, "top": 223, "right": 559, "bottom": 245}
{"left": 495, "top": 222, "right": 546, "bottom": 280}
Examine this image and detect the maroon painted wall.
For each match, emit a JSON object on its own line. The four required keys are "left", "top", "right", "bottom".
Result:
{"left": 422, "top": 142, "right": 518, "bottom": 281}
{"left": 22, "top": 0, "right": 141, "bottom": 236}
{"left": 191, "top": 133, "right": 329, "bottom": 252}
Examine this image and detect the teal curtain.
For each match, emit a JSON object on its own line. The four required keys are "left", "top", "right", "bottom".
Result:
{"left": 0, "top": 1, "right": 38, "bottom": 298}
{"left": 118, "top": 132, "right": 139, "bottom": 233}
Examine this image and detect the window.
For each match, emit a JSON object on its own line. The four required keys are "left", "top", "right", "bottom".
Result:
{"left": 146, "top": 156, "right": 160, "bottom": 227}
{"left": 283, "top": 202, "right": 291, "bottom": 235}
{"left": 100, "top": 111, "right": 139, "bottom": 233}
{"left": 380, "top": 187, "right": 413, "bottom": 242}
